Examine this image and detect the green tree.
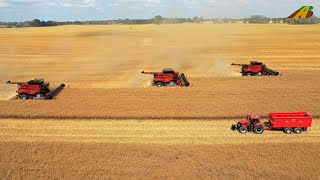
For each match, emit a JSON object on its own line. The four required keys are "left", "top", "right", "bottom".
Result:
{"left": 248, "top": 15, "right": 268, "bottom": 24}
{"left": 154, "top": 15, "right": 163, "bottom": 25}
{"left": 291, "top": 15, "right": 319, "bottom": 24}
{"left": 31, "top": 19, "right": 42, "bottom": 26}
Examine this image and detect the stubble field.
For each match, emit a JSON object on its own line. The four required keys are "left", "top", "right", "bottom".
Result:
{"left": 0, "top": 24, "right": 320, "bottom": 118}
{"left": 1, "top": 119, "right": 320, "bottom": 179}
{"left": 0, "top": 24, "right": 320, "bottom": 179}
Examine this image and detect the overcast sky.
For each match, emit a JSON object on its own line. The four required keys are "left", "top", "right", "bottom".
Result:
{"left": 0, "top": 0, "right": 318, "bottom": 21}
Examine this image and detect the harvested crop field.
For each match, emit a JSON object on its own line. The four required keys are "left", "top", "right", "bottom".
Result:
{"left": 0, "top": 24, "right": 320, "bottom": 178}
{"left": 0, "top": 24, "right": 320, "bottom": 118}
{"left": 1, "top": 119, "right": 320, "bottom": 179}
{"left": 1, "top": 119, "right": 320, "bottom": 144}
{"left": 0, "top": 71, "right": 320, "bottom": 119}
{"left": 2, "top": 141, "right": 320, "bottom": 179}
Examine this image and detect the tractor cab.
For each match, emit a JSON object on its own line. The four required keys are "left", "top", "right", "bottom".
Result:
{"left": 246, "top": 114, "right": 261, "bottom": 131}
{"left": 247, "top": 114, "right": 260, "bottom": 124}
{"left": 236, "top": 114, "right": 260, "bottom": 127}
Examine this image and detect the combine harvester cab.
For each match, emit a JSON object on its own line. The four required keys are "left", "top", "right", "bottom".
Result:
{"left": 231, "top": 61, "right": 280, "bottom": 76}
{"left": 232, "top": 112, "right": 313, "bottom": 134}
{"left": 141, "top": 68, "right": 190, "bottom": 87}
{"left": 6, "top": 79, "right": 65, "bottom": 100}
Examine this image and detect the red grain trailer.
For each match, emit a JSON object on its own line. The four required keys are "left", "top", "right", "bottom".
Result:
{"left": 265, "top": 112, "right": 313, "bottom": 134}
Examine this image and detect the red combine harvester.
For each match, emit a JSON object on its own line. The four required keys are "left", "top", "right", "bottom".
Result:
{"left": 231, "top": 61, "right": 280, "bottom": 76}
{"left": 231, "top": 112, "right": 313, "bottom": 134}
{"left": 6, "top": 79, "right": 65, "bottom": 100}
{"left": 141, "top": 68, "right": 190, "bottom": 87}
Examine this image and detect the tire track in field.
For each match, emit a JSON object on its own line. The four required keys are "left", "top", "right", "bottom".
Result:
{"left": 0, "top": 115, "right": 244, "bottom": 120}
{"left": 0, "top": 115, "right": 319, "bottom": 120}
{"left": 0, "top": 119, "right": 319, "bottom": 145}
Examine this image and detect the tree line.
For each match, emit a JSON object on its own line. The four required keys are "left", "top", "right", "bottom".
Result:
{"left": 1, "top": 15, "right": 319, "bottom": 28}
{"left": 243, "top": 15, "right": 319, "bottom": 24}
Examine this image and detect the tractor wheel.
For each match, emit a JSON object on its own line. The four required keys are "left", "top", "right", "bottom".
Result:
{"left": 257, "top": 72, "right": 262, "bottom": 76}
{"left": 254, "top": 125, "right": 264, "bottom": 134}
{"left": 20, "top": 94, "right": 28, "bottom": 100}
{"left": 239, "top": 126, "right": 248, "bottom": 133}
{"left": 246, "top": 73, "right": 251, "bottom": 76}
{"left": 284, "top": 128, "right": 293, "bottom": 134}
{"left": 156, "top": 82, "right": 163, "bottom": 87}
{"left": 293, "top": 128, "right": 302, "bottom": 134}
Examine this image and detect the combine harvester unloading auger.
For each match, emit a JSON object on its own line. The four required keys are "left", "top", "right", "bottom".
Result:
{"left": 141, "top": 68, "right": 190, "bottom": 87}
{"left": 231, "top": 61, "right": 280, "bottom": 76}
{"left": 6, "top": 79, "right": 65, "bottom": 100}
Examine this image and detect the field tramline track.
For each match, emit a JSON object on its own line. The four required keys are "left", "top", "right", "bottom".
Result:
{"left": 0, "top": 115, "right": 319, "bottom": 120}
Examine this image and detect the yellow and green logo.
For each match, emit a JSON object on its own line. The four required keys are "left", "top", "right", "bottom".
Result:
{"left": 288, "top": 6, "right": 314, "bottom": 19}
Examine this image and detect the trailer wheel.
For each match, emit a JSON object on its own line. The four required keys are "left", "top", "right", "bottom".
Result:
{"left": 20, "top": 94, "right": 28, "bottom": 100}
{"left": 239, "top": 126, "right": 248, "bottom": 133}
{"left": 284, "top": 128, "right": 293, "bottom": 134}
{"left": 156, "top": 82, "right": 163, "bottom": 87}
{"left": 246, "top": 73, "right": 252, "bottom": 76}
{"left": 293, "top": 128, "right": 302, "bottom": 134}
{"left": 254, "top": 125, "right": 264, "bottom": 134}
{"left": 257, "top": 72, "right": 262, "bottom": 76}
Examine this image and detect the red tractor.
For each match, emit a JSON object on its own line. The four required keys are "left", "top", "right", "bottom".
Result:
{"left": 231, "top": 114, "right": 265, "bottom": 134}
{"left": 6, "top": 79, "right": 65, "bottom": 100}
{"left": 231, "top": 61, "right": 280, "bottom": 76}
{"left": 141, "top": 68, "right": 190, "bottom": 87}
{"left": 232, "top": 112, "right": 313, "bottom": 134}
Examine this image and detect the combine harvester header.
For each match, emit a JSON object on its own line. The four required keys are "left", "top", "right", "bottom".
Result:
{"left": 6, "top": 79, "right": 65, "bottom": 100}
{"left": 141, "top": 68, "right": 190, "bottom": 87}
{"left": 231, "top": 61, "right": 280, "bottom": 76}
